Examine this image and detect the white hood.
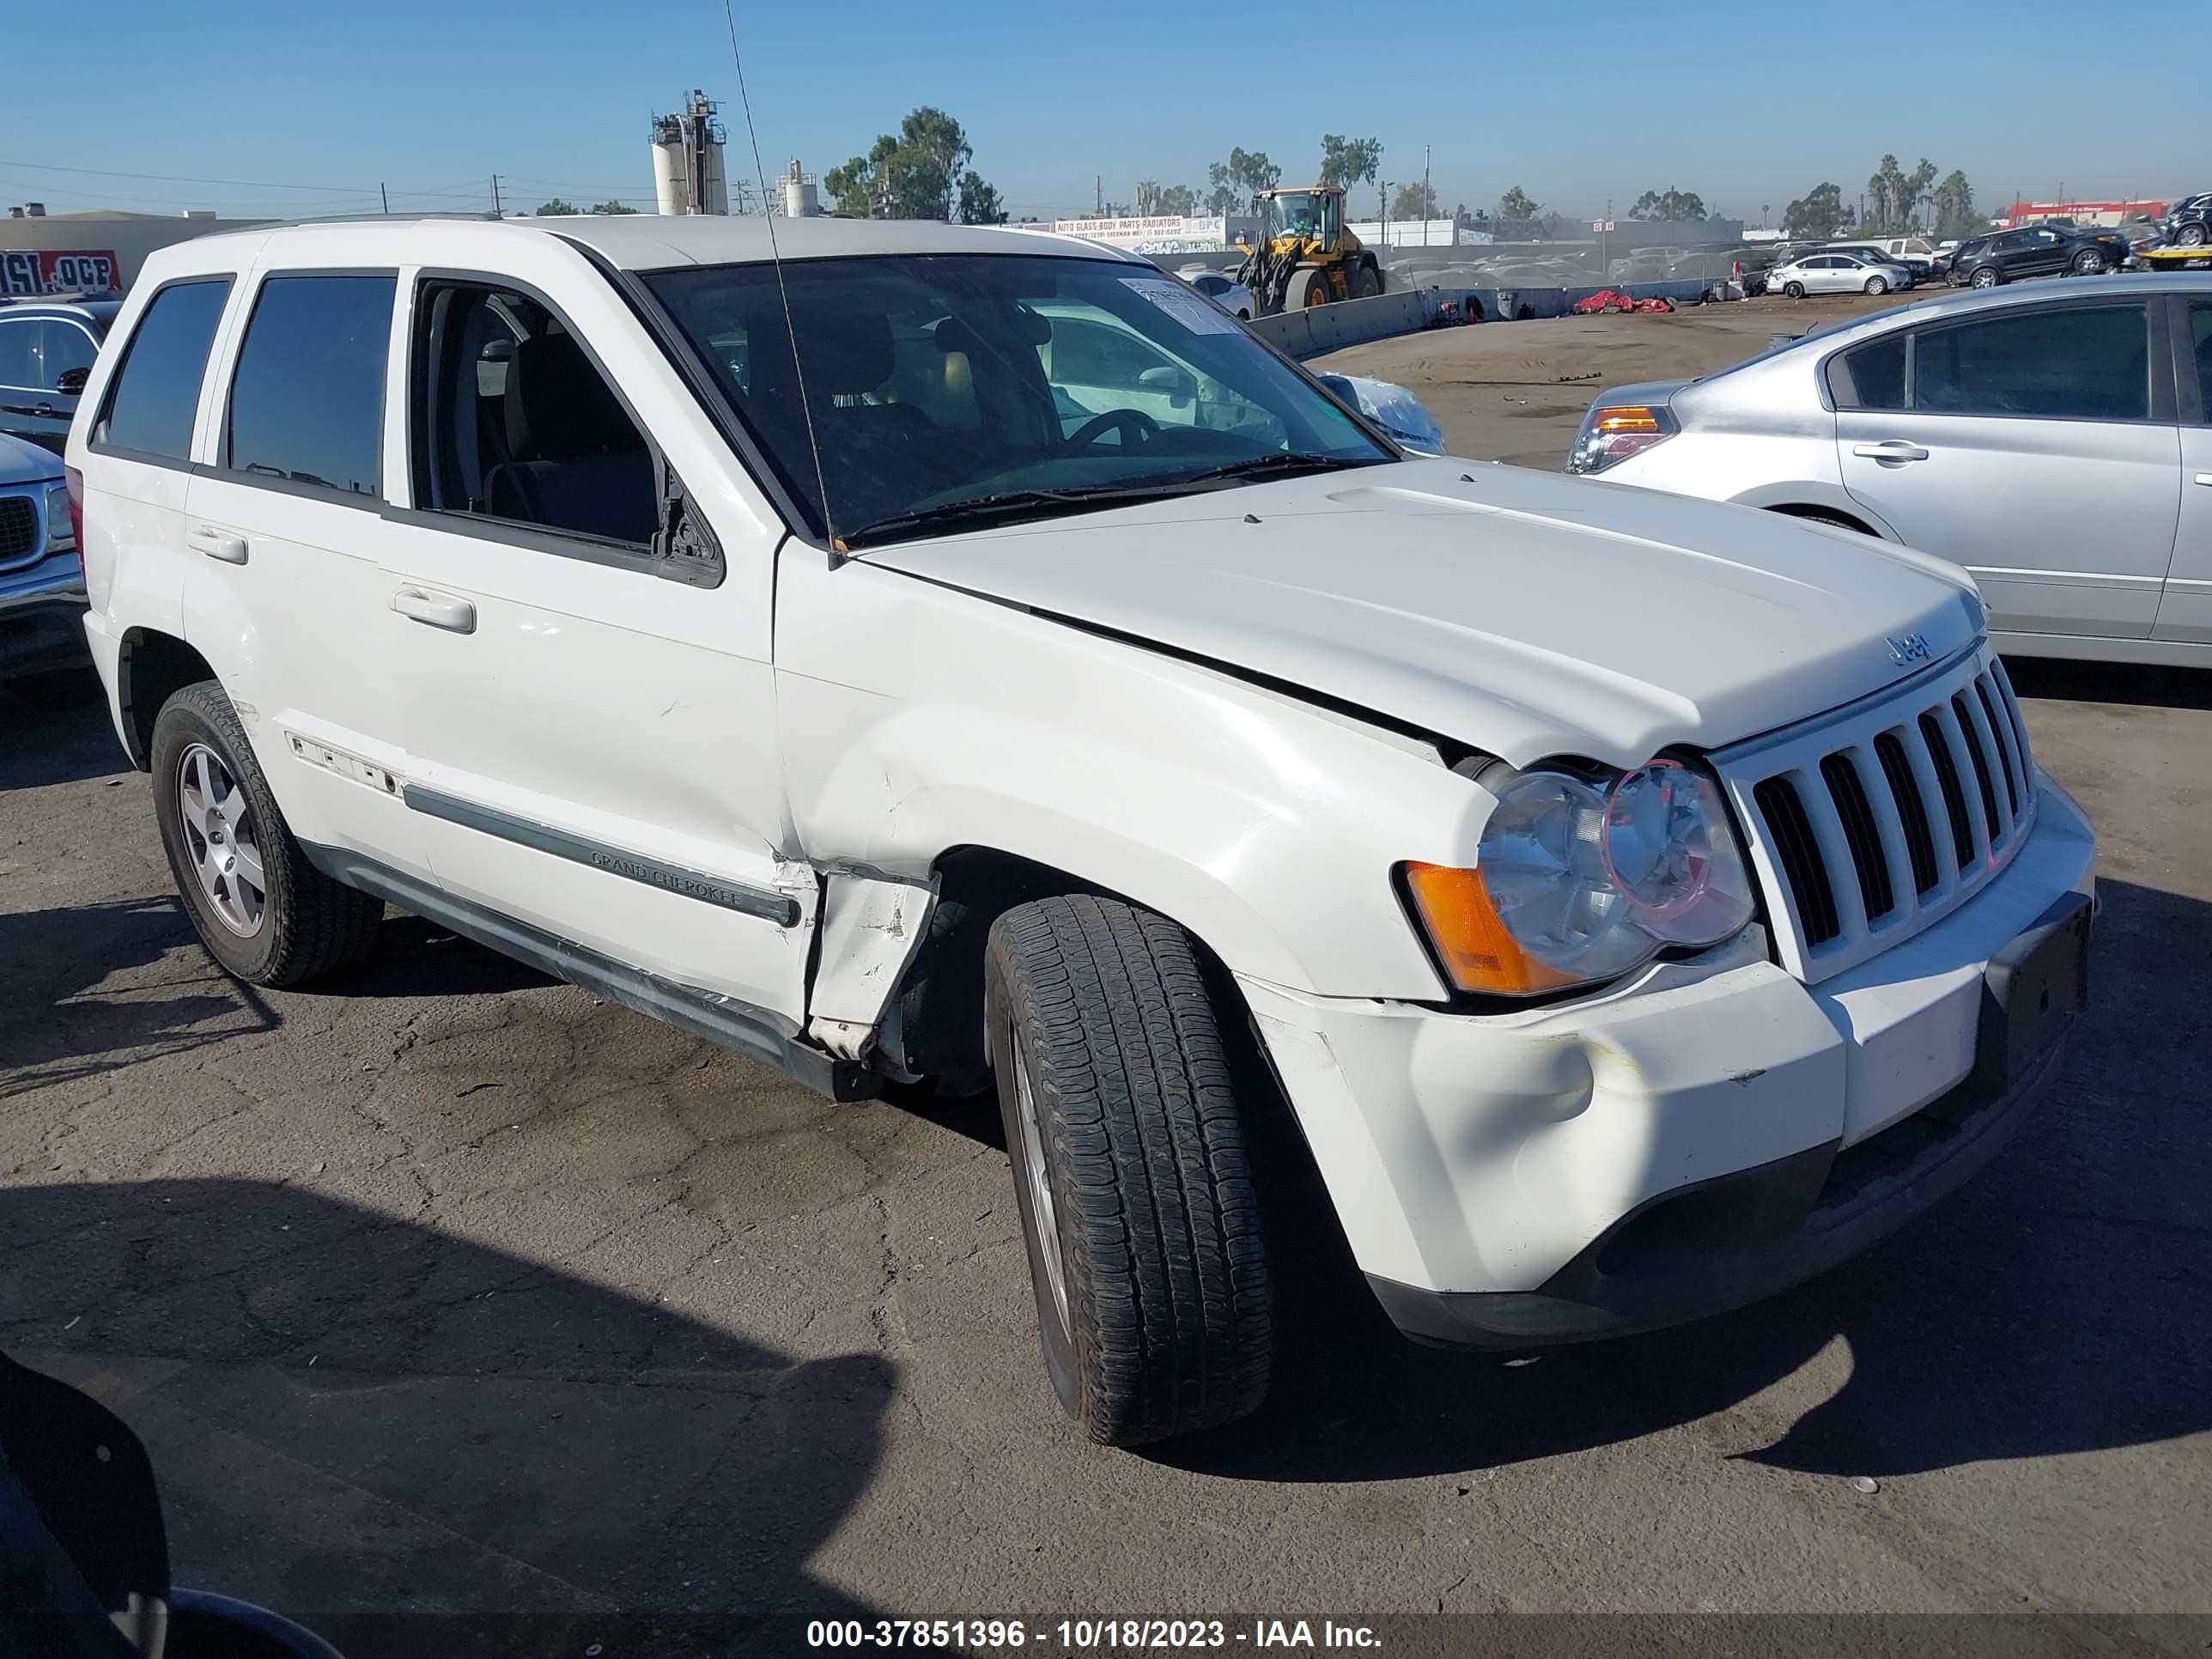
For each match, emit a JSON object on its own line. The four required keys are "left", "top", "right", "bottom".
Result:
{"left": 860, "top": 459, "right": 1985, "bottom": 769}
{"left": 0, "top": 432, "right": 62, "bottom": 487}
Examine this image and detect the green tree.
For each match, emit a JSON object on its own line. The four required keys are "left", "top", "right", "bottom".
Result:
{"left": 1318, "top": 135, "right": 1382, "bottom": 191}
{"left": 823, "top": 106, "right": 1000, "bottom": 221}
{"left": 1390, "top": 182, "right": 1437, "bottom": 220}
{"left": 1930, "top": 169, "right": 1978, "bottom": 239}
{"left": 1497, "top": 185, "right": 1542, "bottom": 222}
{"left": 1784, "top": 182, "right": 1852, "bottom": 240}
{"left": 1154, "top": 183, "right": 1196, "bottom": 216}
{"left": 587, "top": 199, "right": 638, "bottom": 215}
{"left": 1629, "top": 186, "right": 1707, "bottom": 222}
{"left": 1204, "top": 148, "right": 1281, "bottom": 215}
{"left": 535, "top": 198, "right": 579, "bottom": 216}
{"left": 955, "top": 170, "right": 1006, "bottom": 225}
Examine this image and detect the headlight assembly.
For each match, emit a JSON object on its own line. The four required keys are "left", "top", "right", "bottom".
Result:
{"left": 1404, "top": 758, "right": 1756, "bottom": 997}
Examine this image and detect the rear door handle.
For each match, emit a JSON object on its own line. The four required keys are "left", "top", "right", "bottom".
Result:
{"left": 186, "top": 525, "right": 248, "bottom": 563}
{"left": 31, "top": 403, "right": 54, "bottom": 419}
{"left": 2195, "top": 473, "right": 2212, "bottom": 488}
{"left": 1853, "top": 441, "right": 1930, "bottom": 463}
{"left": 390, "top": 587, "right": 477, "bottom": 634}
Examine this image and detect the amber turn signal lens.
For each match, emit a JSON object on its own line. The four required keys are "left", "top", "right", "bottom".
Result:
{"left": 1590, "top": 405, "right": 1662, "bottom": 434}
{"left": 1402, "top": 862, "right": 1579, "bottom": 996}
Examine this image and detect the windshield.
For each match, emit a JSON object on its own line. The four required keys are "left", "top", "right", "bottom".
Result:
{"left": 1267, "top": 193, "right": 1336, "bottom": 242}
{"left": 643, "top": 253, "right": 1390, "bottom": 546}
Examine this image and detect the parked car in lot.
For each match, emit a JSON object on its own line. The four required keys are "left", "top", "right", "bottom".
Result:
{"left": 1175, "top": 265, "right": 1256, "bottom": 320}
{"left": 1947, "top": 225, "right": 2132, "bottom": 286}
{"left": 0, "top": 296, "right": 121, "bottom": 453}
{"left": 1767, "top": 251, "right": 1914, "bottom": 296}
{"left": 1313, "top": 370, "right": 1447, "bottom": 453}
{"left": 1826, "top": 242, "right": 1931, "bottom": 283}
{"left": 2160, "top": 192, "right": 2210, "bottom": 248}
{"left": 1569, "top": 274, "right": 2212, "bottom": 667}
{"left": 75, "top": 216, "right": 2094, "bottom": 1446}
{"left": 0, "top": 428, "right": 89, "bottom": 702}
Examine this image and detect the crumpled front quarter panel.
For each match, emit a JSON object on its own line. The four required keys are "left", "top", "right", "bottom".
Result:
{"left": 772, "top": 550, "right": 1486, "bottom": 1000}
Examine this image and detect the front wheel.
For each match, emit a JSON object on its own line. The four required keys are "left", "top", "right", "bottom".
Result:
{"left": 2071, "top": 250, "right": 2107, "bottom": 275}
{"left": 1783, "top": 280, "right": 1806, "bottom": 300}
{"left": 986, "top": 895, "right": 1273, "bottom": 1446}
{"left": 151, "top": 680, "right": 383, "bottom": 986}
{"left": 1864, "top": 276, "right": 1889, "bottom": 295}
{"left": 1285, "top": 268, "right": 1329, "bottom": 310}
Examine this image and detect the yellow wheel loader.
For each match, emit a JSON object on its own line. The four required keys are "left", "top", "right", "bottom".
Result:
{"left": 1235, "top": 185, "right": 1387, "bottom": 314}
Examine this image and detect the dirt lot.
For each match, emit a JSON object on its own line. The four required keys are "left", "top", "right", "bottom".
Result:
{"left": 1318, "top": 290, "right": 1929, "bottom": 468}
{"left": 4, "top": 293, "right": 2209, "bottom": 1655}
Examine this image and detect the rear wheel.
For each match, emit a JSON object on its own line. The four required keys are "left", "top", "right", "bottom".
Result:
{"left": 1352, "top": 264, "right": 1382, "bottom": 300}
{"left": 2176, "top": 223, "right": 2208, "bottom": 248}
{"left": 1971, "top": 265, "right": 2001, "bottom": 289}
{"left": 1783, "top": 281, "right": 1806, "bottom": 300}
{"left": 150, "top": 680, "right": 383, "bottom": 986}
{"left": 985, "top": 894, "right": 1273, "bottom": 1446}
{"left": 1285, "top": 268, "right": 1328, "bottom": 310}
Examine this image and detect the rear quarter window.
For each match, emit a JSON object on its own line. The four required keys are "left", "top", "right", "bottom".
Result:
{"left": 94, "top": 278, "right": 234, "bottom": 460}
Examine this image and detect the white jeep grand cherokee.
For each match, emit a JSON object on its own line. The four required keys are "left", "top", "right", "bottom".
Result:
{"left": 72, "top": 216, "right": 2094, "bottom": 1446}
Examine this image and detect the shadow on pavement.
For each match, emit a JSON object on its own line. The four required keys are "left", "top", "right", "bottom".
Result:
{"left": 1155, "top": 877, "right": 2209, "bottom": 1483}
{"left": 2, "top": 1179, "right": 894, "bottom": 1656}
{"left": 1, "top": 692, "right": 129, "bottom": 791}
{"left": 2005, "top": 654, "right": 2212, "bottom": 713}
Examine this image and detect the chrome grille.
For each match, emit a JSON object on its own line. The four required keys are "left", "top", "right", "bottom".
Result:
{"left": 1715, "top": 647, "right": 2037, "bottom": 982}
{"left": 0, "top": 493, "right": 37, "bottom": 566}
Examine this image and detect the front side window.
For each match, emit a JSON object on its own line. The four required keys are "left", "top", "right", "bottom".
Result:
{"left": 94, "top": 278, "right": 233, "bottom": 459}
{"left": 227, "top": 273, "right": 394, "bottom": 497}
{"left": 412, "top": 281, "right": 659, "bottom": 548}
{"left": 2189, "top": 302, "right": 2212, "bottom": 420}
{"left": 1911, "top": 303, "right": 2149, "bottom": 421}
{"left": 643, "top": 253, "right": 1389, "bottom": 547}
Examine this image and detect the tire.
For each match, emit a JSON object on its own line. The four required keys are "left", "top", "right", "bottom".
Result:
{"left": 8, "top": 665, "right": 101, "bottom": 708}
{"left": 985, "top": 894, "right": 1272, "bottom": 1446}
{"left": 1783, "top": 281, "right": 1806, "bottom": 300}
{"left": 2071, "top": 249, "right": 2106, "bottom": 276}
{"left": 1864, "top": 276, "right": 1889, "bottom": 295}
{"left": 1352, "top": 264, "right": 1382, "bottom": 300}
{"left": 1771, "top": 506, "right": 1875, "bottom": 537}
{"left": 150, "top": 679, "right": 382, "bottom": 987}
{"left": 2176, "top": 223, "right": 2208, "bottom": 248}
{"left": 1971, "top": 265, "right": 2000, "bottom": 289}
{"left": 1285, "top": 268, "right": 1328, "bottom": 310}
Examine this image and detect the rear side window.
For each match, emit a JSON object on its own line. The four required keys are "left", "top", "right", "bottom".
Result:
{"left": 1830, "top": 333, "right": 1905, "bottom": 410}
{"left": 95, "top": 278, "right": 232, "bottom": 459}
{"left": 2190, "top": 303, "right": 2212, "bottom": 421}
{"left": 0, "top": 317, "right": 33, "bottom": 388}
{"left": 227, "top": 273, "right": 395, "bottom": 497}
{"left": 1911, "top": 303, "right": 2149, "bottom": 421}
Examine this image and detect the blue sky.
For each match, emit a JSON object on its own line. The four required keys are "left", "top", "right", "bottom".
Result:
{"left": 3, "top": 1, "right": 2200, "bottom": 226}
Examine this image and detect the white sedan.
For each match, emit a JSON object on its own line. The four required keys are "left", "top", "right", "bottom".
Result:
{"left": 1768, "top": 251, "right": 1913, "bottom": 297}
{"left": 1176, "top": 266, "right": 1255, "bottom": 319}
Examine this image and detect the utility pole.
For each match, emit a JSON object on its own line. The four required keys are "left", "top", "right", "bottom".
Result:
{"left": 1378, "top": 179, "right": 1389, "bottom": 249}
{"left": 1423, "top": 144, "right": 1431, "bottom": 245}
{"left": 1761, "top": 203, "right": 1769, "bottom": 228}
{"left": 1095, "top": 175, "right": 1102, "bottom": 216}
{"left": 380, "top": 181, "right": 389, "bottom": 215}
{"left": 490, "top": 174, "right": 503, "bottom": 216}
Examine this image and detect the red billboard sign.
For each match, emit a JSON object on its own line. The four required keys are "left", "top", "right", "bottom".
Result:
{"left": 0, "top": 248, "right": 122, "bottom": 296}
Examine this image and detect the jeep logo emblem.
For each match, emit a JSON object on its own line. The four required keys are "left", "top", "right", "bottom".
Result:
{"left": 1887, "top": 632, "right": 1933, "bottom": 667}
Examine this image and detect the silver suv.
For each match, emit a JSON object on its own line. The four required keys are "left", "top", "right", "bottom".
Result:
{"left": 1570, "top": 274, "right": 2212, "bottom": 667}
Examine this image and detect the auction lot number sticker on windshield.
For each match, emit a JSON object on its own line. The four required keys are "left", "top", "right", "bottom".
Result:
{"left": 1119, "top": 275, "right": 1242, "bottom": 335}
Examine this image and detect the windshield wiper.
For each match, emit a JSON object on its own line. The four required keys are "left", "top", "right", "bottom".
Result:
{"left": 1179, "top": 453, "right": 1376, "bottom": 484}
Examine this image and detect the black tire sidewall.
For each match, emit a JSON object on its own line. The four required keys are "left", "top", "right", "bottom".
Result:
{"left": 984, "top": 953, "right": 1085, "bottom": 1419}
{"left": 1784, "top": 282, "right": 1804, "bottom": 299}
{"left": 150, "top": 686, "right": 289, "bottom": 982}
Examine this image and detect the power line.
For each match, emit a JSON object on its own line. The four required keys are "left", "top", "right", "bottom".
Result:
{"left": 0, "top": 156, "right": 397, "bottom": 194}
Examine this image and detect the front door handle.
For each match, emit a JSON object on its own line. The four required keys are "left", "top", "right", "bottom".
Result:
{"left": 390, "top": 587, "right": 477, "bottom": 634}
{"left": 1853, "top": 441, "right": 1930, "bottom": 464}
{"left": 186, "top": 525, "right": 248, "bottom": 563}
{"left": 2195, "top": 473, "right": 2212, "bottom": 488}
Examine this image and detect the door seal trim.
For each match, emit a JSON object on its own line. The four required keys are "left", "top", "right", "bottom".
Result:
{"left": 297, "top": 840, "right": 873, "bottom": 1101}
{"left": 400, "top": 783, "right": 802, "bottom": 927}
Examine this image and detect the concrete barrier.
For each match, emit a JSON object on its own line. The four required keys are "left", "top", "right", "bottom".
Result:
{"left": 1251, "top": 276, "right": 1736, "bottom": 360}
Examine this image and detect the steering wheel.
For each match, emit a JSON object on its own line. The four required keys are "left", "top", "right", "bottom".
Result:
{"left": 1066, "top": 409, "right": 1160, "bottom": 451}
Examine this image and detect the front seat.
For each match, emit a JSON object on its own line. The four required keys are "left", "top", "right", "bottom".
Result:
{"left": 483, "top": 332, "right": 659, "bottom": 545}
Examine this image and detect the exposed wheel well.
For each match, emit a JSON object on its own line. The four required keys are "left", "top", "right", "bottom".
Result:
{"left": 1765, "top": 502, "right": 1883, "bottom": 539}
{"left": 886, "top": 846, "right": 1248, "bottom": 1091}
{"left": 117, "top": 629, "right": 216, "bottom": 771}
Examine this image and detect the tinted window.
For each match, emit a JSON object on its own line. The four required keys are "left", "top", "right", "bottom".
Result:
{"left": 2191, "top": 303, "right": 2212, "bottom": 418}
{"left": 97, "top": 278, "right": 232, "bottom": 459}
{"left": 37, "top": 320, "right": 99, "bottom": 390}
{"left": 227, "top": 274, "right": 394, "bottom": 496}
{"left": 0, "top": 318, "right": 32, "bottom": 388}
{"left": 1912, "top": 304, "right": 2149, "bottom": 421}
{"left": 1831, "top": 333, "right": 1906, "bottom": 410}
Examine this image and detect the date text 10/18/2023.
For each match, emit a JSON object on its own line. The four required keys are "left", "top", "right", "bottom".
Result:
{"left": 805, "top": 1619, "right": 1382, "bottom": 1649}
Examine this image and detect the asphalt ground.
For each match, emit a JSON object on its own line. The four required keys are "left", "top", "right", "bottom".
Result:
{"left": 3, "top": 295, "right": 2208, "bottom": 1656}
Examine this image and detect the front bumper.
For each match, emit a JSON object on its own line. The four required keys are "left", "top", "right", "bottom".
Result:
{"left": 1240, "top": 775, "right": 2095, "bottom": 1347}
{"left": 0, "top": 551, "right": 89, "bottom": 679}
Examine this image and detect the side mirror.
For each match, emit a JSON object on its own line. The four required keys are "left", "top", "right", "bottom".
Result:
{"left": 54, "top": 368, "right": 89, "bottom": 396}
{"left": 1136, "top": 365, "right": 1195, "bottom": 410}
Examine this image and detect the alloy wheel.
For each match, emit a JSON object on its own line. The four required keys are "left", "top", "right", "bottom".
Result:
{"left": 176, "top": 741, "right": 266, "bottom": 937}
{"left": 1010, "top": 1032, "right": 1072, "bottom": 1335}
